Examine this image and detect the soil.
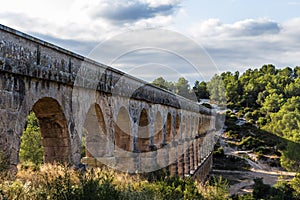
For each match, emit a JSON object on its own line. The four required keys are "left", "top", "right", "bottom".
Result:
{"left": 211, "top": 135, "right": 296, "bottom": 196}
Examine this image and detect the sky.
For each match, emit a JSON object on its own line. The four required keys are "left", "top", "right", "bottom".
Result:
{"left": 1, "top": 0, "right": 300, "bottom": 84}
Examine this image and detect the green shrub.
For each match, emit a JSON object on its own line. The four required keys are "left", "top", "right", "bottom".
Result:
{"left": 201, "top": 176, "right": 229, "bottom": 200}
{"left": 213, "top": 147, "right": 224, "bottom": 158}
{"left": 238, "top": 136, "right": 263, "bottom": 150}
{"left": 270, "top": 181, "right": 295, "bottom": 200}
{"left": 225, "top": 130, "right": 239, "bottom": 139}
{"left": 0, "top": 151, "right": 9, "bottom": 172}
{"left": 19, "top": 112, "right": 43, "bottom": 166}
{"left": 254, "top": 146, "right": 272, "bottom": 155}
{"left": 253, "top": 178, "right": 271, "bottom": 199}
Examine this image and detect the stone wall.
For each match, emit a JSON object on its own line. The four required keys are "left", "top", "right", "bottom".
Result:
{"left": 0, "top": 24, "right": 212, "bottom": 114}
{"left": 0, "top": 24, "right": 217, "bottom": 179}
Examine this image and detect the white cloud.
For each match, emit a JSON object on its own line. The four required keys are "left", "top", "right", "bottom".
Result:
{"left": 1, "top": 1, "right": 300, "bottom": 82}
{"left": 0, "top": 0, "right": 182, "bottom": 42}
{"left": 189, "top": 18, "right": 300, "bottom": 72}
{"left": 85, "top": 0, "right": 180, "bottom": 23}
{"left": 190, "top": 18, "right": 280, "bottom": 38}
{"left": 142, "top": 0, "right": 181, "bottom": 7}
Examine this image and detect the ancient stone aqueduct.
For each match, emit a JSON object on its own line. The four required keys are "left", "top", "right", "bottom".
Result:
{"left": 0, "top": 24, "right": 218, "bottom": 181}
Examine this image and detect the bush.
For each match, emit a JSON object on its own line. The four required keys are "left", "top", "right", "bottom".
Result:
{"left": 254, "top": 146, "right": 272, "bottom": 155}
{"left": 244, "top": 112, "right": 253, "bottom": 121}
{"left": 253, "top": 178, "right": 271, "bottom": 199}
{"left": 238, "top": 136, "right": 263, "bottom": 150}
{"left": 270, "top": 181, "right": 295, "bottom": 200}
{"left": 0, "top": 151, "right": 9, "bottom": 172}
{"left": 0, "top": 163, "right": 230, "bottom": 200}
{"left": 225, "top": 130, "right": 239, "bottom": 139}
{"left": 200, "top": 176, "right": 229, "bottom": 200}
{"left": 213, "top": 147, "right": 224, "bottom": 158}
{"left": 19, "top": 112, "right": 43, "bottom": 166}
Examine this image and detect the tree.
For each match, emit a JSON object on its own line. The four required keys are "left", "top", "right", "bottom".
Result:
{"left": 285, "top": 78, "right": 300, "bottom": 98}
{"left": 294, "top": 66, "right": 300, "bottom": 78}
{"left": 253, "top": 178, "right": 271, "bottom": 199}
{"left": 280, "top": 142, "right": 300, "bottom": 172}
{"left": 278, "top": 67, "right": 293, "bottom": 78}
{"left": 264, "top": 96, "right": 300, "bottom": 142}
{"left": 19, "top": 112, "right": 43, "bottom": 165}
{"left": 220, "top": 71, "right": 241, "bottom": 105}
{"left": 152, "top": 77, "right": 175, "bottom": 92}
{"left": 261, "top": 93, "right": 285, "bottom": 114}
{"left": 175, "top": 77, "right": 192, "bottom": 99}
{"left": 207, "top": 74, "right": 226, "bottom": 106}
{"left": 152, "top": 77, "right": 169, "bottom": 90}
{"left": 239, "top": 68, "right": 266, "bottom": 108}
{"left": 290, "top": 174, "right": 300, "bottom": 197}
{"left": 192, "top": 80, "right": 209, "bottom": 101}
{"left": 260, "top": 64, "right": 276, "bottom": 75}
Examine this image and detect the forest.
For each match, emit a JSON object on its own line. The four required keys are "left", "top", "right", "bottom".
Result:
{"left": 153, "top": 65, "right": 300, "bottom": 164}
{"left": 152, "top": 64, "right": 300, "bottom": 199}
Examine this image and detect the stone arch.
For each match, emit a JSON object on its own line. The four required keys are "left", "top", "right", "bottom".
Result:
{"left": 165, "top": 112, "right": 172, "bottom": 143}
{"left": 31, "top": 97, "right": 71, "bottom": 163}
{"left": 137, "top": 108, "right": 150, "bottom": 152}
{"left": 198, "top": 115, "right": 201, "bottom": 134}
{"left": 83, "top": 103, "right": 107, "bottom": 158}
{"left": 114, "top": 107, "right": 132, "bottom": 152}
{"left": 186, "top": 116, "right": 190, "bottom": 139}
{"left": 192, "top": 116, "right": 196, "bottom": 137}
{"left": 154, "top": 111, "right": 163, "bottom": 147}
{"left": 175, "top": 113, "right": 180, "bottom": 140}
{"left": 181, "top": 115, "right": 186, "bottom": 139}
{"left": 196, "top": 116, "right": 200, "bottom": 135}
{"left": 194, "top": 116, "right": 198, "bottom": 135}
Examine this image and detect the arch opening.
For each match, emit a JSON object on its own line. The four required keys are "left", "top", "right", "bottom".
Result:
{"left": 186, "top": 116, "right": 190, "bottom": 139}
{"left": 175, "top": 114, "right": 180, "bottom": 140}
{"left": 19, "top": 111, "right": 43, "bottom": 165}
{"left": 181, "top": 116, "right": 186, "bottom": 139}
{"left": 23, "top": 97, "right": 71, "bottom": 164}
{"left": 191, "top": 117, "right": 195, "bottom": 137}
{"left": 165, "top": 113, "right": 172, "bottom": 143}
{"left": 114, "top": 107, "right": 132, "bottom": 152}
{"left": 137, "top": 108, "right": 150, "bottom": 152}
{"left": 83, "top": 103, "right": 107, "bottom": 159}
{"left": 154, "top": 111, "right": 163, "bottom": 147}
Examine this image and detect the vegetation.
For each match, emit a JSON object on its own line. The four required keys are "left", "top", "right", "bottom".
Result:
{"left": 19, "top": 112, "right": 43, "bottom": 166}
{"left": 0, "top": 163, "right": 230, "bottom": 200}
{"left": 252, "top": 177, "right": 298, "bottom": 200}
{"left": 0, "top": 151, "right": 8, "bottom": 171}
{"left": 216, "top": 65, "right": 300, "bottom": 172}
{"left": 5, "top": 64, "right": 298, "bottom": 198}
{"left": 152, "top": 77, "right": 210, "bottom": 102}
{"left": 156, "top": 65, "right": 300, "bottom": 173}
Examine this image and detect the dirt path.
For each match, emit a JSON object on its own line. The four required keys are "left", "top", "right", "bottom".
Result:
{"left": 215, "top": 136, "right": 296, "bottom": 195}
{"left": 213, "top": 168, "right": 296, "bottom": 195}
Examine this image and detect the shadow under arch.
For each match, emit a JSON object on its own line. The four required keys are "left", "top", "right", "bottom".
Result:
{"left": 137, "top": 108, "right": 150, "bottom": 152}
{"left": 31, "top": 97, "right": 71, "bottom": 163}
{"left": 114, "top": 106, "right": 132, "bottom": 152}
{"left": 154, "top": 111, "right": 163, "bottom": 147}
{"left": 165, "top": 113, "right": 172, "bottom": 143}
{"left": 83, "top": 103, "right": 107, "bottom": 158}
{"left": 175, "top": 113, "right": 180, "bottom": 140}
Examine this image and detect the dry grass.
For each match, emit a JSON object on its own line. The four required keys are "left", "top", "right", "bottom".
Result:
{"left": 0, "top": 163, "right": 230, "bottom": 200}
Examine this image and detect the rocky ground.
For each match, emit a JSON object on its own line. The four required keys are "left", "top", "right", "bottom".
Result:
{"left": 211, "top": 135, "right": 296, "bottom": 196}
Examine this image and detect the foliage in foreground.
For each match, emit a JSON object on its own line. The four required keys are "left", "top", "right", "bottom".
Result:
{"left": 251, "top": 177, "right": 300, "bottom": 200}
{"left": 19, "top": 112, "right": 43, "bottom": 166}
{"left": 0, "top": 163, "right": 230, "bottom": 200}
